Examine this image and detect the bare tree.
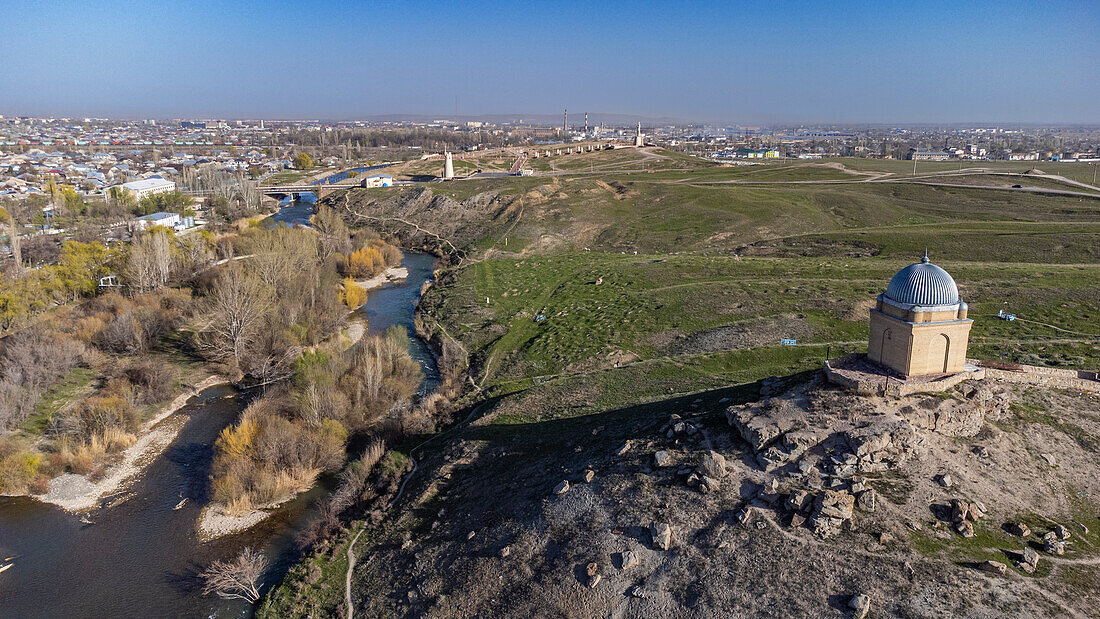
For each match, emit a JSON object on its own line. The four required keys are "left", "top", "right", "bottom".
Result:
{"left": 124, "top": 229, "right": 173, "bottom": 293}
{"left": 201, "top": 263, "right": 272, "bottom": 366}
{"left": 247, "top": 228, "right": 317, "bottom": 295}
{"left": 313, "top": 205, "right": 351, "bottom": 262}
{"left": 0, "top": 205, "right": 21, "bottom": 273}
{"left": 200, "top": 546, "right": 267, "bottom": 604}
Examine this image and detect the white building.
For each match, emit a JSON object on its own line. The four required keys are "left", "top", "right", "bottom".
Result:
{"left": 360, "top": 174, "right": 394, "bottom": 188}
{"left": 120, "top": 177, "right": 176, "bottom": 199}
{"left": 129, "top": 211, "right": 194, "bottom": 233}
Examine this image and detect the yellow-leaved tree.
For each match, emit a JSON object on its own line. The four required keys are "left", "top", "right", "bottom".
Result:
{"left": 341, "top": 276, "right": 367, "bottom": 308}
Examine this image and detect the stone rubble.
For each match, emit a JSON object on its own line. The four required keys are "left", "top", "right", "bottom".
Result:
{"left": 848, "top": 593, "right": 871, "bottom": 619}
{"left": 651, "top": 522, "right": 672, "bottom": 550}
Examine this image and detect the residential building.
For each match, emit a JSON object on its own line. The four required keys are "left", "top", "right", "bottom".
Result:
{"left": 120, "top": 177, "right": 176, "bottom": 199}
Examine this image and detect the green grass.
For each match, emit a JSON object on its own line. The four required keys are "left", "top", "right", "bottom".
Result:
{"left": 815, "top": 158, "right": 1100, "bottom": 186}
{"left": 421, "top": 252, "right": 1100, "bottom": 391}
{"left": 21, "top": 367, "right": 96, "bottom": 434}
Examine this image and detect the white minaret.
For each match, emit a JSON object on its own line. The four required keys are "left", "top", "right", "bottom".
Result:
{"left": 443, "top": 151, "right": 454, "bottom": 179}
{"left": 634, "top": 122, "right": 645, "bottom": 147}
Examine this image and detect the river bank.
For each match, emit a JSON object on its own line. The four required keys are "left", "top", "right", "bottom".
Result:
{"left": 34, "top": 374, "right": 228, "bottom": 512}
{"left": 198, "top": 262, "right": 418, "bottom": 540}
{"left": 0, "top": 252, "right": 440, "bottom": 617}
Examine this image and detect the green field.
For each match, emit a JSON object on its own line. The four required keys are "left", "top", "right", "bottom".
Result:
{"left": 399, "top": 154, "right": 1100, "bottom": 393}
{"left": 274, "top": 151, "right": 1100, "bottom": 615}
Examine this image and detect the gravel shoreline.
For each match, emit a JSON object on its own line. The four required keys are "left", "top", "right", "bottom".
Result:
{"left": 36, "top": 375, "right": 228, "bottom": 512}
{"left": 354, "top": 265, "right": 409, "bottom": 292}
{"left": 197, "top": 503, "right": 272, "bottom": 540}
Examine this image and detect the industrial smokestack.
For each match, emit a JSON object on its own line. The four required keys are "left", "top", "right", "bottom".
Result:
{"left": 563, "top": 108, "right": 568, "bottom": 132}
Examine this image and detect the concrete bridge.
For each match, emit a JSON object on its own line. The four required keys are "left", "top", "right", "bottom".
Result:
{"left": 259, "top": 182, "right": 353, "bottom": 199}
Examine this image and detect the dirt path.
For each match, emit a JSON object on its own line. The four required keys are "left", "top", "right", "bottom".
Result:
{"left": 345, "top": 527, "right": 365, "bottom": 619}
{"left": 344, "top": 401, "right": 491, "bottom": 616}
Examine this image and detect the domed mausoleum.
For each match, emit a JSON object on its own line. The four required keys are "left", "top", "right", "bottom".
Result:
{"left": 868, "top": 255, "right": 972, "bottom": 377}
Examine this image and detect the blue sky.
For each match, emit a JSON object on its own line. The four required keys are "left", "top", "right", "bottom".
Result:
{"left": 1, "top": 0, "right": 1096, "bottom": 123}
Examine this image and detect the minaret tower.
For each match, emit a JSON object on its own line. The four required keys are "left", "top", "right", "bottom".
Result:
{"left": 443, "top": 151, "right": 454, "bottom": 179}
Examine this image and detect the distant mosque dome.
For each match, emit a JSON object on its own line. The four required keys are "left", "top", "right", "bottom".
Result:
{"left": 884, "top": 255, "right": 959, "bottom": 306}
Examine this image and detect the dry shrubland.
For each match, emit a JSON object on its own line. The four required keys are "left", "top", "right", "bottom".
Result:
{"left": 210, "top": 326, "right": 421, "bottom": 514}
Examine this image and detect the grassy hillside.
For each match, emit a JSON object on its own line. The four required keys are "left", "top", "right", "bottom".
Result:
{"left": 267, "top": 152, "right": 1100, "bottom": 617}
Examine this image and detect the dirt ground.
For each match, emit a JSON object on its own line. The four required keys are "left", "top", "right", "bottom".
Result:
{"left": 338, "top": 372, "right": 1100, "bottom": 618}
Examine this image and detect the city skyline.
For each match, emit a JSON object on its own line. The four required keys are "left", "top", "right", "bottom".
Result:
{"left": 2, "top": 0, "right": 1097, "bottom": 124}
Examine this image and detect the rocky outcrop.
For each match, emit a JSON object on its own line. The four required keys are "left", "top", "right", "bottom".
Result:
{"left": 726, "top": 399, "right": 803, "bottom": 452}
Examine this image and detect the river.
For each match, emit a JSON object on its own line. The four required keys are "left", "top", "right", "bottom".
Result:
{"left": 0, "top": 251, "right": 439, "bottom": 618}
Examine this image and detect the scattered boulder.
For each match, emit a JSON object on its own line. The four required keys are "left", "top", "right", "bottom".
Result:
{"left": 726, "top": 402, "right": 800, "bottom": 452}
{"left": 966, "top": 502, "right": 984, "bottom": 521}
{"left": 698, "top": 451, "right": 727, "bottom": 478}
{"left": 699, "top": 476, "right": 721, "bottom": 493}
{"left": 650, "top": 522, "right": 672, "bottom": 550}
{"left": 654, "top": 451, "right": 672, "bottom": 467}
{"left": 758, "top": 430, "right": 819, "bottom": 471}
{"left": 848, "top": 593, "right": 871, "bottom": 619}
{"left": 816, "top": 489, "right": 855, "bottom": 520}
{"left": 620, "top": 551, "right": 639, "bottom": 570}
{"left": 980, "top": 560, "right": 1007, "bottom": 576}
{"left": 949, "top": 499, "right": 970, "bottom": 523}
{"left": 587, "top": 574, "right": 602, "bottom": 588}
{"left": 499, "top": 546, "right": 511, "bottom": 558}
{"left": 583, "top": 469, "right": 596, "bottom": 483}
{"left": 553, "top": 480, "right": 570, "bottom": 495}
{"left": 955, "top": 519, "right": 975, "bottom": 538}
{"left": 1040, "top": 452, "right": 1057, "bottom": 467}
{"left": 1043, "top": 532, "right": 1066, "bottom": 555}
{"left": 1055, "top": 524, "right": 1071, "bottom": 541}
{"left": 586, "top": 561, "right": 599, "bottom": 577}
{"left": 1008, "top": 522, "right": 1032, "bottom": 537}
{"left": 736, "top": 507, "right": 755, "bottom": 526}
{"left": 787, "top": 490, "right": 814, "bottom": 514}
{"left": 1022, "top": 546, "right": 1040, "bottom": 568}
{"left": 628, "top": 585, "right": 647, "bottom": 599}
{"left": 937, "top": 474, "right": 953, "bottom": 488}
{"left": 856, "top": 489, "right": 877, "bottom": 512}
{"left": 616, "top": 441, "right": 632, "bottom": 456}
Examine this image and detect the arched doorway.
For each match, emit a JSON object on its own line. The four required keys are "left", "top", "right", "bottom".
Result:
{"left": 878, "top": 329, "right": 892, "bottom": 360}
{"left": 927, "top": 333, "right": 950, "bottom": 373}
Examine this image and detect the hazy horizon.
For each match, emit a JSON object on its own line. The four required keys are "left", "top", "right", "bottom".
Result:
{"left": 2, "top": 0, "right": 1097, "bottom": 124}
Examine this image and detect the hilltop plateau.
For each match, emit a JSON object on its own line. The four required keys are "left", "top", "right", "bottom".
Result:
{"left": 262, "top": 148, "right": 1100, "bottom": 617}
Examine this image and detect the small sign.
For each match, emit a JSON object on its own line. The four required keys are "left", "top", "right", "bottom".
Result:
{"left": 781, "top": 339, "right": 797, "bottom": 346}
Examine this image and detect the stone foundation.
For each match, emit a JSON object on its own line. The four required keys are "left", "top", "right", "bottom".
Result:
{"left": 970, "top": 359, "right": 1100, "bottom": 394}
{"left": 824, "top": 354, "right": 984, "bottom": 396}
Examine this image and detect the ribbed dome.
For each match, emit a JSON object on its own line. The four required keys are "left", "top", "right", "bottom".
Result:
{"left": 884, "top": 256, "right": 959, "bottom": 306}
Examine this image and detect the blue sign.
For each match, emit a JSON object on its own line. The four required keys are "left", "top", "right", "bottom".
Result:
{"left": 781, "top": 339, "right": 797, "bottom": 346}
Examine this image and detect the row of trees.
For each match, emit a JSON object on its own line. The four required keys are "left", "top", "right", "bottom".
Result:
{"left": 0, "top": 227, "right": 217, "bottom": 331}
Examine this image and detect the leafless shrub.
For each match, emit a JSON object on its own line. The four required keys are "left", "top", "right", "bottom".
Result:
{"left": 200, "top": 546, "right": 267, "bottom": 604}
{"left": 0, "top": 328, "right": 85, "bottom": 429}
